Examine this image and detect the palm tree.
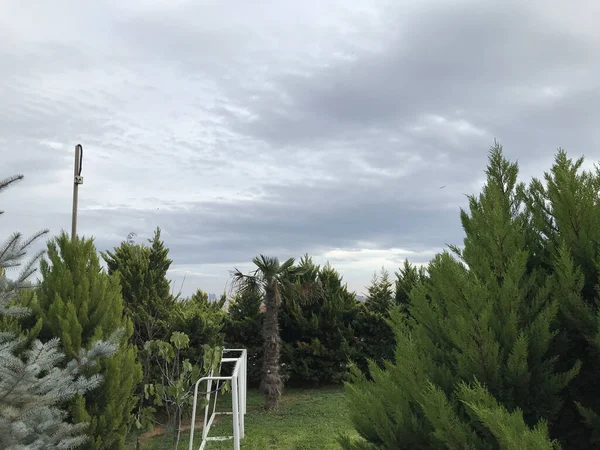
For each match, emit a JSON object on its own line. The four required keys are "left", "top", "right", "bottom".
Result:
{"left": 231, "top": 255, "right": 319, "bottom": 410}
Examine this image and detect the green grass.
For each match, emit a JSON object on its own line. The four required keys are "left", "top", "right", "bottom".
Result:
{"left": 137, "top": 386, "right": 357, "bottom": 450}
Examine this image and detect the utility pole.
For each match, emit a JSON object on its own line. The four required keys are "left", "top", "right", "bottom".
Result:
{"left": 71, "top": 144, "right": 84, "bottom": 241}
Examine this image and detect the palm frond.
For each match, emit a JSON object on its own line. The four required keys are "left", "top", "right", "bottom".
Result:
{"left": 231, "top": 254, "right": 324, "bottom": 306}
{"left": 280, "top": 261, "right": 323, "bottom": 306}
{"left": 229, "top": 267, "right": 263, "bottom": 297}
{"left": 278, "top": 257, "right": 295, "bottom": 273}
{"left": 252, "top": 254, "right": 285, "bottom": 278}
{"left": 293, "top": 278, "right": 324, "bottom": 306}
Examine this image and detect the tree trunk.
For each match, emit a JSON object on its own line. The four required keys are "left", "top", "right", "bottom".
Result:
{"left": 261, "top": 283, "right": 282, "bottom": 410}
{"left": 173, "top": 407, "right": 182, "bottom": 450}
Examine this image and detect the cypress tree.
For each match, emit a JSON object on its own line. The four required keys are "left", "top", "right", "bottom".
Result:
{"left": 279, "top": 259, "right": 359, "bottom": 385}
{"left": 342, "top": 144, "right": 579, "bottom": 449}
{"left": 225, "top": 287, "right": 264, "bottom": 387}
{"left": 27, "top": 232, "right": 141, "bottom": 449}
{"left": 522, "top": 150, "right": 600, "bottom": 447}
{"left": 102, "top": 227, "right": 175, "bottom": 347}
{"left": 228, "top": 287, "right": 263, "bottom": 323}
{"left": 171, "top": 288, "right": 226, "bottom": 365}
{"left": 352, "top": 267, "right": 396, "bottom": 374}
{"left": 364, "top": 267, "right": 394, "bottom": 315}
{"left": 394, "top": 259, "right": 425, "bottom": 317}
{"left": 101, "top": 227, "right": 176, "bottom": 429}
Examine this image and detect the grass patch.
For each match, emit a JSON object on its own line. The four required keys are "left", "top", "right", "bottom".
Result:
{"left": 136, "top": 386, "right": 357, "bottom": 449}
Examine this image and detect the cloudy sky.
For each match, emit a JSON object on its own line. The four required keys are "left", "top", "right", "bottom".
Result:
{"left": 2, "top": 0, "right": 600, "bottom": 297}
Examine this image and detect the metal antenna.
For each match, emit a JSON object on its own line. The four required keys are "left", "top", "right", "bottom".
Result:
{"left": 71, "top": 144, "right": 84, "bottom": 241}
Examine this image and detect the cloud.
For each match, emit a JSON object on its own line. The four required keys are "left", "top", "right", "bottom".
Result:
{"left": 2, "top": 0, "right": 600, "bottom": 296}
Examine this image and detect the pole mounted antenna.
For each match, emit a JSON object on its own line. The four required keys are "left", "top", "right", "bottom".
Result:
{"left": 71, "top": 144, "right": 84, "bottom": 241}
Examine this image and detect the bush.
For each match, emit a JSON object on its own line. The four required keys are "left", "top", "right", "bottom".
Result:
{"left": 171, "top": 288, "right": 226, "bottom": 365}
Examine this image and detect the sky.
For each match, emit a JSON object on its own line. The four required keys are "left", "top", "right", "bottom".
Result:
{"left": 2, "top": 0, "right": 600, "bottom": 297}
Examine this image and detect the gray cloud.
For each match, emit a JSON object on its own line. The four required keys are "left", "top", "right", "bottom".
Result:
{"left": 221, "top": 2, "right": 594, "bottom": 142}
{"left": 2, "top": 0, "right": 600, "bottom": 295}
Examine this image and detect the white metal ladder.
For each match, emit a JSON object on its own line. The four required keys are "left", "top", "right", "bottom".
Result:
{"left": 189, "top": 349, "right": 247, "bottom": 450}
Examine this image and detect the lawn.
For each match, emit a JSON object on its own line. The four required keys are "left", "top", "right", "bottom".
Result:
{"left": 136, "top": 386, "right": 357, "bottom": 450}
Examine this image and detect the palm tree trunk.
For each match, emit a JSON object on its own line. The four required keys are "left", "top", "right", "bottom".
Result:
{"left": 262, "top": 283, "right": 282, "bottom": 410}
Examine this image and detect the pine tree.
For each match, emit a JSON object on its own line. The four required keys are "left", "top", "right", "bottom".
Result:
{"left": 342, "top": 144, "right": 579, "bottom": 449}
{"left": 0, "top": 174, "right": 117, "bottom": 449}
{"left": 26, "top": 232, "right": 141, "bottom": 449}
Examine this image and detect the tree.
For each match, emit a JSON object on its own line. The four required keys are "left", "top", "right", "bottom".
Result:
{"left": 342, "top": 144, "right": 579, "bottom": 449}
{"left": 351, "top": 305, "right": 396, "bottom": 376}
{"left": 102, "top": 227, "right": 176, "bottom": 348}
{"left": 171, "top": 288, "right": 226, "bottom": 366}
{"left": 352, "top": 267, "right": 396, "bottom": 374}
{"left": 224, "top": 287, "right": 264, "bottom": 387}
{"left": 144, "top": 332, "right": 222, "bottom": 450}
{"left": 364, "top": 267, "right": 394, "bottom": 315}
{"left": 26, "top": 233, "right": 141, "bottom": 449}
{"left": 521, "top": 150, "right": 600, "bottom": 447}
{"left": 102, "top": 227, "right": 176, "bottom": 429}
{"left": 231, "top": 255, "right": 313, "bottom": 409}
{"left": 0, "top": 174, "right": 117, "bottom": 449}
{"left": 279, "top": 257, "right": 359, "bottom": 385}
{"left": 394, "top": 259, "right": 425, "bottom": 317}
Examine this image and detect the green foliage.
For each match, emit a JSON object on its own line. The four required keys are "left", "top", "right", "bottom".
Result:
{"left": 520, "top": 150, "right": 600, "bottom": 447}
{"left": 224, "top": 288, "right": 264, "bottom": 387}
{"left": 364, "top": 267, "right": 394, "bottom": 315}
{"left": 171, "top": 288, "right": 226, "bottom": 365}
{"left": 102, "top": 227, "right": 176, "bottom": 347}
{"left": 458, "top": 381, "right": 560, "bottom": 450}
{"left": 227, "top": 255, "right": 406, "bottom": 387}
{"left": 28, "top": 232, "right": 141, "bottom": 450}
{"left": 351, "top": 305, "right": 396, "bottom": 376}
{"left": 352, "top": 268, "right": 397, "bottom": 374}
{"left": 343, "top": 144, "right": 580, "bottom": 449}
{"left": 144, "top": 332, "right": 222, "bottom": 449}
{"left": 102, "top": 227, "right": 176, "bottom": 432}
{"left": 0, "top": 174, "right": 117, "bottom": 449}
{"left": 280, "top": 258, "right": 359, "bottom": 386}
{"left": 394, "top": 259, "right": 425, "bottom": 316}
